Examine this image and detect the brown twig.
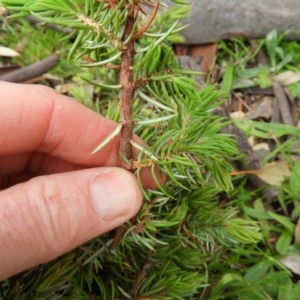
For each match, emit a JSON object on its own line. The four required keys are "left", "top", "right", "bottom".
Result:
{"left": 284, "top": 87, "right": 299, "bottom": 125}
{"left": 141, "top": 0, "right": 158, "bottom": 9}
{"left": 119, "top": 0, "right": 136, "bottom": 168}
{"left": 108, "top": 0, "right": 116, "bottom": 9}
{"left": 268, "top": 96, "right": 281, "bottom": 152}
{"left": 0, "top": 65, "right": 19, "bottom": 76}
{"left": 272, "top": 82, "right": 300, "bottom": 152}
{"left": 22, "top": 76, "right": 46, "bottom": 84}
{"left": 272, "top": 82, "right": 294, "bottom": 126}
{"left": 271, "top": 96, "right": 281, "bottom": 124}
{"left": 137, "top": 3, "right": 147, "bottom": 17}
{"left": 213, "top": 106, "right": 278, "bottom": 201}
{"left": 0, "top": 55, "right": 59, "bottom": 83}
{"left": 128, "top": 0, "right": 136, "bottom": 18}
{"left": 110, "top": 226, "right": 126, "bottom": 249}
{"left": 131, "top": 258, "right": 153, "bottom": 296}
{"left": 132, "top": 0, "right": 160, "bottom": 41}
{"left": 110, "top": 0, "right": 137, "bottom": 249}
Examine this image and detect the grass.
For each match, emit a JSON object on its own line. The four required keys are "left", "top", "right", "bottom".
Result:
{"left": 209, "top": 30, "right": 300, "bottom": 299}
{"left": 1, "top": 15, "right": 300, "bottom": 299}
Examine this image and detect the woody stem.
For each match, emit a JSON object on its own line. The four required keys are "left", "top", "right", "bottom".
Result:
{"left": 119, "top": 0, "right": 135, "bottom": 168}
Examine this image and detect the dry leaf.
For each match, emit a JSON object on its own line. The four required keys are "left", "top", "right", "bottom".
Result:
{"left": 230, "top": 111, "right": 245, "bottom": 119}
{"left": 253, "top": 143, "right": 270, "bottom": 151}
{"left": 247, "top": 97, "right": 273, "bottom": 120}
{"left": 0, "top": 6, "right": 7, "bottom": 16}
{"left": 44, "top": 73, "right": 61, "bottom": 81}
{"left": 0, "top": 46, "right": 20, "bottom": 57}
{"left": 279, "top": 255, "right": 300, "bottom": 275}
{"left": 273, "top": 71, "right": 300, "bottom": 87}
{"left": 256, "top": 161, "right": 291, "bottom": 186}
{"left": 247, "top": 136, "right": 255, "bottom": 147}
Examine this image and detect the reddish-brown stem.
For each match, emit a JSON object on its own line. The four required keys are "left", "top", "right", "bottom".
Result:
{"left": 119, "top": 0, "right": 135, "bottom": 168}
{"left": 132, "top": 0, "right": 159, "bottom": 41}
{"left": 110, "top": 226, "right": 126, "bottom": 249}
{"left": 108, "top": 0, "right": 116, "bottom": 9}
{"left": 128, "top": 0, "right": 136, "bottom": 17}
{"left": 110, "top": 1, "right": 137, "bottom": 250}
{"left": 131, "top": 258, "right": 153, "bottom": 296}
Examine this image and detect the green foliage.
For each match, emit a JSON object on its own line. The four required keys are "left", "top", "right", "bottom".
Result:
{"left": 264, "top": 30, "right": 294, "bottom": 72}
{"left": 0, "top": 16, "right": 78, "bottom": 78}
{"left": 217, "top": 31, "right": 300, "bottom": 93}
{"left": 0, "top": 1, "right": 263, "bottom": 299}
{"left": 288, "top": 81, "right": 300, "bottom": 98}
{"left": 205, "top": 30, "right": 300, "bottom": 300}
{"left": 209, "top": 267, "right": 300, "bottom": 300}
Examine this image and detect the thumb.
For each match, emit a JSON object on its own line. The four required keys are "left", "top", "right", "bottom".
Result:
{"left": 0, "top": 167, "right": 142, "bottom": 280}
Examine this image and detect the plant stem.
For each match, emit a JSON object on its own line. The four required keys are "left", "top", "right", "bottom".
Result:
{"left": 110, "top": 1, "right": 136, "bottom": 250}
{"left": 119, "top": 1, "right": 135, "bottom": 169}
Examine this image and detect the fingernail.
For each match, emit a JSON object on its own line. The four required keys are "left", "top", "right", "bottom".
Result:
{"left": 90, "top": 170, "right": 137, "bottom": 221}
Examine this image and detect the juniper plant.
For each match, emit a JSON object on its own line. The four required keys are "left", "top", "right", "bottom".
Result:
{"left": 0, "top": 1, "right": 261, "bottom": 298}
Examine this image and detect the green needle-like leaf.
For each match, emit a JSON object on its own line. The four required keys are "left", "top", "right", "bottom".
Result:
{"left": 91, "top": 124, "right": 122, "bottom": 154}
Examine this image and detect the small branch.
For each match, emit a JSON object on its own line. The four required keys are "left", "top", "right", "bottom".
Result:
{"left": 110, "top": 226, "right": 126, "bottom": 249}
{"left": 131, "top": 258, "right": 153, "bottom": 297}
{"left": 108, "top": 0, "right": 116, "bottom": 9}
{"left": 141, "top": 0, "right": 160, "bottom": 9}
{"left": 128, "top": 0, "right": 136, "bottom": 17}
{"left": 0, "top": 55, "right": 59, "bottom": 83}
{"left": 213, "top": 107, "right": 278, "bottom": 202}
{"left": 119, "top": 1, "right": 136, "bottom": 168}
{"left": 132, "top": 0, "right": 160, "bottom": 41}
{"left": 110, "top": 1, "right": 137, "bottom": 249}
{"left": 272, "top": 82, "right": 294, "bottom": 126}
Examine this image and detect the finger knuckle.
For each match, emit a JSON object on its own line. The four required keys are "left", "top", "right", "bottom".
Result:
{"left": 35, "top": 177, "right": 85, "bottom": 255}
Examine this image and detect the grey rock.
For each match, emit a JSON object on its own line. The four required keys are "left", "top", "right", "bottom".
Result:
{"left": 162, "top": 0, "right": 300, "bottom": 44}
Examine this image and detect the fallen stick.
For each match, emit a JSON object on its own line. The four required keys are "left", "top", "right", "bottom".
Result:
{"left": 0, "top": 55, "right": 59, "bottom": 83}
{"left": 272, "top": 82, "right": 294, "bottom": 126}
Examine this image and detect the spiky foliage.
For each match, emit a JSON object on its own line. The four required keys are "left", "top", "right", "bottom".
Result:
{"left": 0, "top": 0, "right": 261, "bottom": 298}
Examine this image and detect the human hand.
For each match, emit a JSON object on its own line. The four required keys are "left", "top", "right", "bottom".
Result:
{"left": 0, "top": 81, "right": 161, "bottom": 280}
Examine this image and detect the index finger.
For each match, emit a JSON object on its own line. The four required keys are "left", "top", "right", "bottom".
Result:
{"left": 0, "top": 81, "right": 163, "bottom": 187}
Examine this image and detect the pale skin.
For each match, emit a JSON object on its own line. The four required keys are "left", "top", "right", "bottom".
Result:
{"left": 0, "top": 81, "right": 163, "bottom": 280}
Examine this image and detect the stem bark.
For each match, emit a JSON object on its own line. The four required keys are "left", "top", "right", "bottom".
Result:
{"left": 111, "top": 1, "right": 136, "bottom": 250}
{"left": 119, "top": 2, "right": 135, "bottom": 168}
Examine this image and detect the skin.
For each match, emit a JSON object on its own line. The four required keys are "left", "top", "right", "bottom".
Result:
{"left": 0, "top": 81, "right": 163, "bottom": 280}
